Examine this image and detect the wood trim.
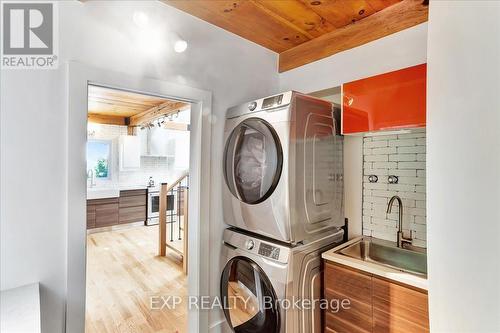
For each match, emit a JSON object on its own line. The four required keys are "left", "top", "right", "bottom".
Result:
{"left": 88, "top": 114, "right": 126, "bottom": 126}
{"left": 278, "top": 0, "right": 428, "bottom": 72}
{"left": 158, "top": 183, "right": 168, "bottom": 256}
{"left": 128, "top": 101, "right": 189, "bottom": 127}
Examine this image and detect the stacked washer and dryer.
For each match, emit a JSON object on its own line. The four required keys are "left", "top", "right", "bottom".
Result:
{"left": 220, "top": 91, "right": 345, "bottom": 333}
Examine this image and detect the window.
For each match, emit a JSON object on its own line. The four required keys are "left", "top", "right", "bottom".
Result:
{"left": 87, "top": 140, "right": 111, "bottom": 179}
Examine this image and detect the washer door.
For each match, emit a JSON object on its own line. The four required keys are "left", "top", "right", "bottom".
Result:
{"left": 224, "top": 118, "right": 283, "bottom": 205}
{"left": 221, "top": 256, "right": 280, "bottom": 333}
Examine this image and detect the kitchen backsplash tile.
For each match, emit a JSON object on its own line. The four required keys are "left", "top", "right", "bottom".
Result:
{"left": 362, "top": 129, "right": 426, "bottom": 248}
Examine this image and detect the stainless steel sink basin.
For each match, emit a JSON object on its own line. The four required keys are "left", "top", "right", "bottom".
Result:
{"left": 338, "top": 238, "right": 427, "bottom": 276}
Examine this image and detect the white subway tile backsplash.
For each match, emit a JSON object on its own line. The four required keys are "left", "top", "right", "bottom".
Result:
{"left": 398, "top": 145, "right": 426, "bottom": 154}
{"left": 364, "top": 140, "right": 388, "bottom": 148}
{"left": 416, "top": 138, "right": 426, "bottom": 146}
{"left": 388, "top": 169, "right": 417, "bottom": 177}
{"left": 363, "top": 130, "right": 427, "bottom": 247}
{"left": 389, "top": 154, "right": 417, "bottom": 162}
{"left": 398, "top": 161, "right": 426, "bottom": 170}
{"left": 398, "top": 177, "right": 426, "bottom": 185}
{"left": 416, "top": 200, "right": 426, "bottom": 209}
{"left": 365, "top": 154, "right": 389, "bottom": 162}
{"left": 372, "top": 147, "right": 397, "bottom": 155}
{"left": 372, "top": 161, "right": 398, "bottom": 169}
{"left": 389, "top": 138, "right": 416, "bottom": 147}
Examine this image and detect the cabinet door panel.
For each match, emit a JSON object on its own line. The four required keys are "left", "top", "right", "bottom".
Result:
{"left": 324, "top": 262, "right": 372, "bottom": 304}
{"left": 95, "top": 203, "right": 119, "bottom": 227}
{"left": 87, "top": 205, "right": 96, "bottom": 229}
{"left": 325, "top": 311, "right": 370, "bottom": 333}
{"left": 324, "top": 263, "right": 372, "bottom": 333}
{"left": 119, "top": 194, "right": 146, "bottom": 208}
{"left": 343, "top": 64, "right": 426, "bottom": 134}
{"left": 324, "top": 289, "right": 372, "bottom": 332}
{"left": 119, "top": 206, "right": 146, "bottom": 224}
{"left": 372, "top": 277, "right": 429, "bottom": 333}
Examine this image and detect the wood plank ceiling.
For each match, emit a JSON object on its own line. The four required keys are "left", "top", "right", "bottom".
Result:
{"left": 88, "top": 85, "right": 189, "bottom": 127}
{"left": 162, "top": 0, "right": 428, "bottom": 72}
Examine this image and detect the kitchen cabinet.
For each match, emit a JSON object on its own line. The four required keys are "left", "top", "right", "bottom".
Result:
{"left": 87, "top": 197, "right": 119, "bottom": 228}
{"left": 342, "top": 64, "right": 426, "bottom": 134}
{"left": 87, "top": 205, "right": 96, "bottom": 229}
{"left": 87, "top": 190, "right": 147, "bottom": 229}
{"left": 119, "top": 189, "right": 147, "bottom": 224}
{"left": 119, "top": 135, "right": 141, "bottom": 169}
{"left": 323, "top": 261, "right": 429, "bottom": 333}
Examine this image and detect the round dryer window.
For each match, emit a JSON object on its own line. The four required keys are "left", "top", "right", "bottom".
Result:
{"left": 220, "top": 256, "right": 280, "bottom": 333}
{"left": 224, "top": 118, "right": 283, "bottom": 205}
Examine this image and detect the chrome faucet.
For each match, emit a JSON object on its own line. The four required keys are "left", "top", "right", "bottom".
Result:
{"left": 387, "top": 195, "right": 412, "bottom": 248}
{"left": 87, "top": 169, "right": 96, "bottom": 188}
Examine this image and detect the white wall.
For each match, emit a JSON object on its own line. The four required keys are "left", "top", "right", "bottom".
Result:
{"left": 427, "top": 1, "right": 500, "bottom": 331}
{"left": 0, "top": 1, "right": 279, "bottom": 332}
{"left": 282, "top": 24, "right": 428, "bottom": 240}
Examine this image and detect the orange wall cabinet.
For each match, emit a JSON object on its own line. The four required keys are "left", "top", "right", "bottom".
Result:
{"left": 342, "top": 64, "right": 426, "bottom": 134}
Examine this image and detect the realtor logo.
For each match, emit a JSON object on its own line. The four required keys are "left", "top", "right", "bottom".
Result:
{"left": 2, "top": 1, "right": 58, "bottom": 69}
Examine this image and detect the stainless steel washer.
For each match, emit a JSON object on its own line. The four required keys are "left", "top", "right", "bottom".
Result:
{"left": 220, "top": 227, "right": 344, "bottom": 333}
{"left": 222, "top": 91, "right": 344, "bottom": 244}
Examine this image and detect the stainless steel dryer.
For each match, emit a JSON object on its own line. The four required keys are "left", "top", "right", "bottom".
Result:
{"left": 223, "top": 91, "right": 344, "bottom": 244}
{"left": 220, "top": 227, "right": 344, "bottom": 333}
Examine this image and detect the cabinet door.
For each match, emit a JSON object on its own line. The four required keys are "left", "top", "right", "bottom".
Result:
{"left": 324, "top": 263, "right": 373, "bottom": 333}
{"left": 119, "top": 206, "right": 146, "bottom": 224}
{"left": 87, "top": 204, "right": 96, "bottom": 229}
{"left": 342, "top": 64, "right": 426, "bottom": 134}
{"left": 149, "top": 127, "right": 169, "bottom": 156}
{"left": 95, "top": 203, "right": 119, "bottom": 227}
{"left": 120, "top": 135, "right": 140, "bottom": 169}
{"left": 372, "top": 277, "right": 429, "bottom": 333}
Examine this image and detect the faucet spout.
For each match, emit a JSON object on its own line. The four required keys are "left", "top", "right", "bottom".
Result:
{"left": 387, "top": 195, "right": 412, "bottom": 248}
{"left": 87, "top": 169, "right": 96, "bottom": 188}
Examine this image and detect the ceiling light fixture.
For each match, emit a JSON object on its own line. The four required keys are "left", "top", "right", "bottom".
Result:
{"left": 133, "top": 11, "right": 149, "bottom": 28}
{"left": 173, "top": 39, "right": 188, "bottom": 53}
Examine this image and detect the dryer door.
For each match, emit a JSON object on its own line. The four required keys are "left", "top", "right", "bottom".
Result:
{"left": 224, "top": 118, "right": 283, "bottom": 205}
{"left": 221, "top": 256, "right": 280, "bottom": 333}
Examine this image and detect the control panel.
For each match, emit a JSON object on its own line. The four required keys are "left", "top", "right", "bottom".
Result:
{"left": 258, "top": 243, "right": 281, "bottom": 260}
{"left": 226, "top": 91, "right": 293, "bottom": 119}
{"left": 261, "top": 94, "right": 284, "bottom": 109}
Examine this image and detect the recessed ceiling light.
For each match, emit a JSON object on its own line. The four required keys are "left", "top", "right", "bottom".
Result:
{"left": 174, "top": 39, "right": 188, "bottom": 53}
{"left": 133, "top": 11, "right": 149, "bottom": 28}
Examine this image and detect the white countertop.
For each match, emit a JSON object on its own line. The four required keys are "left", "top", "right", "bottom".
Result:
{"left": 87, "top": 185, "right": 149, "bottom": 200}
{"left": 1, "top": 283, "right": 41, "bottom": 333}
{"left": 322, "top": 237, "right": 428, "bottom": 290}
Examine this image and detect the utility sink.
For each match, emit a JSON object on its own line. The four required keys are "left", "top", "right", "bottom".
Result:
{"left": 337, "top": 238, "right": 427, "bottom": 277}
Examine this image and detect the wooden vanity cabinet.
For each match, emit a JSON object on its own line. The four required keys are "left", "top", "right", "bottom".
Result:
{"left": 323, "top": 261, "right": 429, "bottom": 333}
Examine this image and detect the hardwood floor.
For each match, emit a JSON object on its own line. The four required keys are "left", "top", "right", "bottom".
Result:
{"left": 85, "top": 225, "right": 187, "bottom": 333}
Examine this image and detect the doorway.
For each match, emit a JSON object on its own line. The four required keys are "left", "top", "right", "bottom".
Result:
{"left": 85, "top": 85, "right": 191, "bottom": 332}
{"left": 67, "top": 63, "right": 212, "bottom": 333}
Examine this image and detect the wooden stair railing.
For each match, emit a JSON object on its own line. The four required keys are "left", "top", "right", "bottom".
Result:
{"left": 158, "top": 172, "right": 189, "bottom": 274}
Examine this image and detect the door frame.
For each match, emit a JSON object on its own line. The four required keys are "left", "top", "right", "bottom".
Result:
{"left": 66, "top": 62, "right": 212, "bottom": 333}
